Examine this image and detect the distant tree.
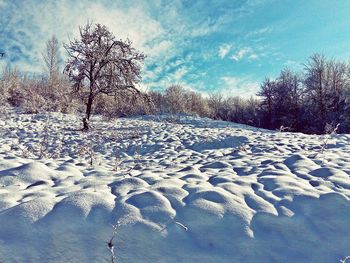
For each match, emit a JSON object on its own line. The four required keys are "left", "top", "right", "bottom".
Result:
{"left": 274, "top": 69, "right": 302, "bottom": 130}
{"left": 64, "top": 22, "right": 145, "bottom": 129}
{"left": 325, "top": 60, "right": 350, "bottom": 130}
{"left": 225, "top": 96, "right": 244, "bottom": 123}
{"left": 148, "top": 91, "right": 165, "bottom": 114}
{"left": 165, "top": 85, "right": 187, "bottom": 114}
{"left": 185, "top": 91, "right": 209, "bottom": 117}
{"left": 342, "top": 87, "right": 350, "bottom": 132}
{"left": 41, "top": 35, "right": 76, "bottom": 113}
{"left": 257, "top": 78, "right": 275, "bottom": 128}
{"left": 207, "top": 93, "right": 224, "bottom": 119}
{"left": 303, "top": 54, "right": 328, "bottom": 131}
{"left": 243, "top": 97, "right": 261, "bottom": 126}
{"left": 42, "top": 35, "right": 60, "bottom": 83}
{"left": 257, "top": 70, "right": 302, "bottom": 131}
{"left": 303, "top": 54, "right": 350, "bottom": 133}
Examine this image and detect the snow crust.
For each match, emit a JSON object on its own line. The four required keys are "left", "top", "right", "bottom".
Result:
{"left": 0, "top": 111, "right": 350, "bottom": 262}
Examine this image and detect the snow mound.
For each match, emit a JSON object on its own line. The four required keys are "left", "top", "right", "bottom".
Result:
{"left": 309, "top": 167, "right": 348, "bottom": 178}
{"left": 188, "top": 136, "right": 248, "bottom": 152}
{"left": 284, "top": 154, "right": 319, "bottom": 172}
{"left": 0, "top": 162, "right": 53, "bottom": 186}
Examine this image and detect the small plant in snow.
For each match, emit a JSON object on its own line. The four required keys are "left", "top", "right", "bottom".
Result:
{"left": 50, "top": 131, "right": 65, "bottom": 159}
{"left": 19, "top": 145, "right": 33, "bottom": 158}
{"left": 34, "top": 114, "right": 66, "bottom": 159}
{"left": 38, "top": 115, "right": 51, "bottom": 158}
{"left": 87, "top": 139, "right": 94, "bottom": 166}
{"left": 278, "top": 125, "right": 291, "bottom": 132}
{"left": 238, "top": 144, "right": 248, "bottom": 152}
{"left": 113, "top": 155, "right": 121, "bottom": 172}
{"left": 77, "top": 131, "right": 96, "bottom": 166}
{"left": 312, "top": 123, "right": 340, "bottom": 158}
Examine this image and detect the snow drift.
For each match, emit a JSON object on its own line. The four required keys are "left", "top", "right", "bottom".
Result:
{"left": 0, "top": 111, "right": 349, "bottom": 262}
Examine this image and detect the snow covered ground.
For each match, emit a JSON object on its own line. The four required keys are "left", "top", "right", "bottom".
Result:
{"left": 0, "top": 109, "right": 350, "bottom": 262}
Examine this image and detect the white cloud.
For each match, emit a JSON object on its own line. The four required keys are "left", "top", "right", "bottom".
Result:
{"left": 146, "top": 40, "right": 174, "bottom": 58}
{"left": 221, "top": 76, "right": 260, "bottom": 98}
{"left": 2, "top": 1, "right": 172, "bottom": 72}
{"left": 218, "top": 44, "right": 232, "bottom": 58}
{"left": 248, "top": 53, "right": 259, "bottom": 60}
{"left": 173, "top": 66, "right": 188, "bottom": 81}
{"left": 1, "top": 0, "right": 271, "bottom": 96}
{"left": 246, "top": 26, "right": 273, "bottom": 37}
{"left": 229, "top": 46, "right": 260, "bottom": 62}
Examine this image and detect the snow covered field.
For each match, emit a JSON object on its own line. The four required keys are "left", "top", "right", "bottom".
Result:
{"left": 0, "top": 109, "right": 350, "bottom": 262}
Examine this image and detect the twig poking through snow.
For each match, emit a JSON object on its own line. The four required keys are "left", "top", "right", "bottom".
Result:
{"left": 311, "top": 123, "right": 340, "bottom": 158}
{"left": 160, "top": 218, "right": 188, "bottom": 232}
{"left": 321, "top": 123, "right": 340, "bottom": 154}
{"left": 340, "top": 256, "right": 350, "bottom": 263}
{"left": 107, "top": 222, "right": 121, "bottom": 263}
{"left": 278, "top": 125, "right": 291, "bottom": 132}
{"left": 107, "top": 236, "right": 115, "bottom": 263}
{"left": 174, "top": 221, "right": 188, "bottom": 231}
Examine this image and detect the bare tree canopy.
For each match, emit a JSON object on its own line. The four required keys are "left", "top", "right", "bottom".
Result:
{"left": 42, "top": 35, "right": 60, "bottom": 82}
{"left": 64, "top": 22, "right": 145, "bottom": 124}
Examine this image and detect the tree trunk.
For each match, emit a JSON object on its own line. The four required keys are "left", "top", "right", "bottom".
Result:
{"left": 82, "top": 94, "right": 94, "bottom": 130}
{"left": 86, "top": 94, "right": 94, "bottom": 120}
{"left": 82, "top": 117, "right": 89, "bottom": 131}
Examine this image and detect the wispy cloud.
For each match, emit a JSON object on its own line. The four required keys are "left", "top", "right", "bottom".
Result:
{"left": 5, "top": 0, "right": 340, "bottom": 97}
{"left": 218, "top": 43, "right": 232, "bottom": 59}
{"left": 0, "top": 1, "right": 170, "bottom": 72}
{"left": 230, "top": 47, "right": 258, "bottom": 62}
{"left": 246, "top": 26, "right": 274, "bottom": 37}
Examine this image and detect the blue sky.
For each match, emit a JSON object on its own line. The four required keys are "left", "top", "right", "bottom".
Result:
{"left": 1, "top": 0, "right": 350, "bottom": 97}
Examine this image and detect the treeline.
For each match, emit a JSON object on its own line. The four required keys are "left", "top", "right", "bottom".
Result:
{"left": 0, "top": 70, "right": 259, "bottom": 125}
{"left": 258, "top": 54, "right": 350, "bottom": 134}
{"left": 0, "top": 37, "right": 349, "bottom": 135}
{"left": 151, "top": 54, "right": 350, "bottom": 134}
{"left": 148, "top": 85, "right": 260, "bottom": 126}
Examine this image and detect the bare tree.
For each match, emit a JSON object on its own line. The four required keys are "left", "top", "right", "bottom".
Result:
{"left": 43, "top": 35, "right": 60, "bottom": 83}
{"left": 41, "top": 36, "right": 77, "bottom": 113}
{"left": 186, "top": 91, "right": 210, "bottom": 117}
{"left": 303, "top": 54, "right": 350, "bottom": 132}
{"left": 257, "top": 78, "right": 275, "bottom": 128}
{"left": 64, "top": 22, "right": 145, "bottom": 129}
{"left": 303, "top": 54, "right": 328, "bottom": 130}
{"left": 326, "top": 60, "right": 350, "bottom": 127}
{"left": 273, "top": 69, "right": 302, "bottom": 130}
{"left": 207, "top": 93, "right": 224, "bottom": 119}
{"left": 165, "top": 85, "right": 187, "bottom": 114}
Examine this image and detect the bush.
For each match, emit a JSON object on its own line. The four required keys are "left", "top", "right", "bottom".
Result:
{"left": 0, "top": 67, "right": 80, "bottom": 114}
